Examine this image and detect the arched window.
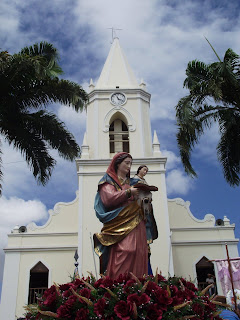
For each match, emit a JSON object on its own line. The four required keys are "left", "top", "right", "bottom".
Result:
{"left": 195, "top": 256, "right": 217, "bottom": 293}
{"left": 28, "top": 262, "right": 49, "bottom": 304}
{"left": 109, "top": 118, "right": 129, "bottom": 154}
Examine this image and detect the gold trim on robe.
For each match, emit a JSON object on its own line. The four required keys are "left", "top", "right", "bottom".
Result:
{"left": 94, "top": 201, "right": 144, "bottom": 247}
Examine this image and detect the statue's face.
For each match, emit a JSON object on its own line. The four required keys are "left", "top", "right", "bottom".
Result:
{"left": 139, "top": 166, "right": 148, "bottom": 177}
{"left": 117, "top": 157, "right": 132, "bottom": 176}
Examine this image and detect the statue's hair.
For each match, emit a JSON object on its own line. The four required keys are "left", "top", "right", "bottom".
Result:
{"left": 137, "top": 165, "right": 148, "bottom": 174}
{"left": 114, "top": 153, "right": 132, "bottom": 172}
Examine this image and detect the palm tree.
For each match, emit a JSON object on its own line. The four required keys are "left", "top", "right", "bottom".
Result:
{"left": 0, "top": 42, "right": 88, "bottom": 194}
{"left": 176, "top": 41, "right": 240, "bottom": 186}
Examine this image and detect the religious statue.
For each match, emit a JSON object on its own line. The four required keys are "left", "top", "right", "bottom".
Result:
{"left": 94, "top": 152, "right": 158, "bottom": 279}
{"left": 133, "top": 165, "right": 158, "bottom": 274}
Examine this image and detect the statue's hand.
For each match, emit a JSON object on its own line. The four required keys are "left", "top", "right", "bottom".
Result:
{"left": 130, "top": 186, "right": 139, "bottom": 199}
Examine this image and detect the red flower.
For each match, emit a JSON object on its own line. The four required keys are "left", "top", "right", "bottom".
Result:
{"left": 125, "top": 279, "right": 136, "bottom": 287}
{"left": 100, "top": 276, "right": 114, "bottom": 288}
{"left": 73, "top": 278, "right": 84, "bottom": 287}
{"left": 185, "top": 281, "right": 198, "bottom": 292}
{"left": 146, "top": 304, "right": 163, "bottom": 320}
{"left": 62, "top": 289, "right": 71, "bottom": 298}
{"left": 75, "top": 308, "right": 89, "bottom": 320}
{"left": 79, "top": 288, "right": 91, "bottom": 299}
{"left": 127, "top": 293, "right": 140, "bottom": 306}
{"left": 43, "top": 285, "right": 56, "bottom": 297}
{"left": 172, "top": 291, "right": 184, "bottom": 306}
{"left": 94, "top": 298, "right": 106, "bottom": 317}
{"left": 157, "top": 274, "right": 167, "bottom": 282}
{"left": 42, "top": 293, "right": 56, "bottom": 308}
{"left": 57, "top": 304, "right": 71, "bottom": 318}
{"left": 192, "top": 303, "right": 204, "bottom": 318}
{"left": 59, "top": 283, "right": 71, "bottom": 291}
{"left": 139, "top": 293, "right": 151, "bottom": 305}
{"left": 115, "top": 273, "right": 130, "bottom": 284}
{"left": 114, "top": 300, "right": 133, "bottom": 320}
{"left": 154, "top": 288, "right": 173, "bottom": 310}
{"left": 94, "top": 278, "right": 104, "bottom": 288}
{"left": 103, "top": 291, "right": 111, "bottom": 299}
{"left": 170, "top": 285, "right": 178, "bottom": 295}
{"left": 124, "top": 279, "right": 137, "bottom": 293}
{"left": 127, "top": 293, "right": 150, "bottom": 306}
{"left": 65, "top": 295, "right": 77, "bottom": 308}
{"left": 183, "top": 288, "right": 196, "bottom": 300}
{"left": 145, "top": 281, "right": 159, "bottom": 294}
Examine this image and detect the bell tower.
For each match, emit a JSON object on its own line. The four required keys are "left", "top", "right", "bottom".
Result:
{"left": 83, "top": 37, "right": 152, "bottom": 159}
{"left": 76, "top": 37, "right": 174, "bottom": 277}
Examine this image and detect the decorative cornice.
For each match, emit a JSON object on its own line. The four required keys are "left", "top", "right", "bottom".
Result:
{"left": 168, "top": 198, "right": 216, "bottom": 225}
{"left": 75, "top": 157, "right": 167, "bottom": 174}
{"left": 8, "top": 232, "right": 78, "bottom": 237}
{"left": 171, "top": 239, "right": 239, "bottom": 246}
{"left": 27, "top": 191, "right": 79, "bottom": 231}
{"left": 4, "top": 245, "right": 78, "bottom": 253}
{"left": 171, "top": 226, "right": 235, "bottom": 231}
{"left": 88, "top": 88, "right": 151, "bottom": 100}
{"left": 76, "top": 157, "right": 167, "bottom": 166}
{"left": 103, "top": 106, "right": 136, "bottom": 132}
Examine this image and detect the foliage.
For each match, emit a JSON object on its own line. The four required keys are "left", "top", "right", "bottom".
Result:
{"left": 176, "top": 41, "right": 240, "bottom": 186}
{"left": 0, "top": 42, "right": 88, "bottom": 193}
{"left": 23, "top": 273, "right": 222, "bottom": 320}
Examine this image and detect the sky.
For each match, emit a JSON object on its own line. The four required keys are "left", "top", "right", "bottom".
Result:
{"left": 1, "top": 0, "right": 240, "bottom": 299}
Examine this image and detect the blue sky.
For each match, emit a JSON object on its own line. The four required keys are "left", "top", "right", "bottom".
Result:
{"left": 1, "top": 0, "right": 240, "bottom": 298}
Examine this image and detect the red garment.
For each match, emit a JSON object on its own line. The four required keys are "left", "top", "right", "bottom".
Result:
{"left": 99, "top": 181, "right": 148, "bottom": 279}
{"left": 107, "top": 220, "right": 147, "bottom": 279}
{"left": 99, "top": 182, "right": 133, "bottom": 209}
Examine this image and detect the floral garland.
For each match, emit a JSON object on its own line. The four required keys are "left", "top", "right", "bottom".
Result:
{"left": 23, "top": 273, "right": 223, "bottom": 320}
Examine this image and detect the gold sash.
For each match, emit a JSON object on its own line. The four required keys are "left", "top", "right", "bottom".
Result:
{"left": 95, "top": 201, "right": 144, "bottom": 246}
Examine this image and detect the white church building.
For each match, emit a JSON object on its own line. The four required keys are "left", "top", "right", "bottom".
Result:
{"left": 1, "top": 38, "right": 239, "bottom": 319}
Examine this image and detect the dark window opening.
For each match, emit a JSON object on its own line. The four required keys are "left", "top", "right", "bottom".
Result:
{"left": 196, "top": 256, "right": 217, "bottom": 295}
{"left": 28, "top": 262, "right": 49, "bottom": 304}
{"left": 109, "top": 119, "right": 129, "bottom": 153}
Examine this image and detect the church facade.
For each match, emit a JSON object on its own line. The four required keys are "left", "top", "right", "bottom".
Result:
{"left": 1, "top": 38, "right": 239, "bottom": 319}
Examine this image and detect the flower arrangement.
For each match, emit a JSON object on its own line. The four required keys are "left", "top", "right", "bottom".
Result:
{"left": 23, "top": 272, "right": 223, "bottom": 320}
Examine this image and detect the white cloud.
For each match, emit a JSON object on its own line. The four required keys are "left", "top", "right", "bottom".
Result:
{"left": 0, "top": 196, "right": 48, "bottom": 288}
{"left": 166, "top": 169, "right": 194, "bottom": 195}
{"left": 162, "top": 150, "right": 181, "bottom": 170}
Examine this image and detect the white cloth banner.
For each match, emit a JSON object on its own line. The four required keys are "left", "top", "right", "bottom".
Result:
{"left": 216, "top": 260, "right": 240, "bottom": 296}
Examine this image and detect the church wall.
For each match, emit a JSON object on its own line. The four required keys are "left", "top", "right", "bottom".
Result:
{"left": 81, "top": 174, "right": 102, "bottom": 275}
{"left": 140, "top": 99, "right": 152, "bottom": 157}
{"left": 15, "top": 250, "right": 76, "bottom": 318}
{"left": 171, "top": 243, "right": 239, "bottom": 295}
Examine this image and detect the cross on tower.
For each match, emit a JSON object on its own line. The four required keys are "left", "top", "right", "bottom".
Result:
{"left": 107, "top": 27, "right": 122, "bottom": 42}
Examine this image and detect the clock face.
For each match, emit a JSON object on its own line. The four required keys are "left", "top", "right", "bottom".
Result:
{"left": 110, "top": 92, "right": 126, "bottom": 106}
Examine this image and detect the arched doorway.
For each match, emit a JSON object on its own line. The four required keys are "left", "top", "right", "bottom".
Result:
{"left": 28, "top": 261, "right": 49, "bottom": 304}
{"left": 196, "top": 256, "right": 217, "bottom": 294}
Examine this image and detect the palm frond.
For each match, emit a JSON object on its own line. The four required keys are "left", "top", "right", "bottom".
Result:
{"left": 22, "top": 110, "right": 80, "bottom": 160}
{"left": 217, "top": 111, "right": 240, "bottom": 186}
{"left": 0, "top": 117, "right": 56, "bottom": 185}
{"left": 204, "top": 37, "right": 222, "bottom": 62}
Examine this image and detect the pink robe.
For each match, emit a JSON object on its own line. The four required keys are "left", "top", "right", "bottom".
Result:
{"left": 100, "top": 183, "right": 148, "bottom": 279}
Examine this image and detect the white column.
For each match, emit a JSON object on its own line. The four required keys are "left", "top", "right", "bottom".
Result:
{"left": 138, "top": 98, "right": 145, "bottom": 157}
{"left": 93, "top": 100, "right": 99, "bottom": 158}
{"left": 160, "top": 168, "right": 174, "bottom": 276}
{"left": 78, "top": 169, "right": 83, "bottom": 275}
{"left": 0, "top": 252, "right": 20, "bottom": 320}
